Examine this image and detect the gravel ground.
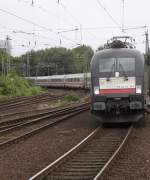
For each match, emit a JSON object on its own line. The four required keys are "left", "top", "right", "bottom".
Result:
{"left": 0, "top": 89, "right": 68, "bottom": 116}
{"left": 99, "top": 114, "right": 150, "bottom": 180}
{"left": 0, "top": 110, "right": 99, "bottom": 180}
{"left": 0, "top": 107, "right": 89, "bottom": 144}
{"left": 0, "top": 89, "right": 89, "bottom": 119}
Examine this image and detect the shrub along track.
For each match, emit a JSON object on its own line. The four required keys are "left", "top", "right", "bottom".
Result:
{"left": 29, "top": 123, "right": 133, "bottom": 180}
{"left": 0, "top": 102, "right": 90, "bottom": 148}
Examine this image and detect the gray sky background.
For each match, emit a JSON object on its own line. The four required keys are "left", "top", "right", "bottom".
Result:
{"left": 0, "top": 0, "right": 149, "bottom": 56}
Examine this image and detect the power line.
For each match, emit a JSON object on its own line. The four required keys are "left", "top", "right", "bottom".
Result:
{"left": 123, "top": 25, "right": 147, "bottom": 31}
{"left": 18, "top": 0, "right": 109, "bottom": 45}
{"left": 12, "top": 30, "right": 57, "bottom": 42}
{"left": 19, "top": 0, "right": 77, "bottom": 27}
{"left": 59, "top": 2, "right": 80, "bottom": 25}
{"left": 0, "top": 8, "right": 53, "bottom": 32}
{"left": 57, "top": 28, "right": 79, "bottom": 34}
{"left": 0, "top": 8, "right": 79, "bottom": 45}
{"left": 83, "top": 26, "right": 119, "bottom": 30}
{"left": 58, "top": 2, "right": 103, "bottom": 42}
{"left": 96, "top": 0, "right": 121, "bottom": 28}
{"left": 18, "top": 0, "right": 85, "bottom": 45}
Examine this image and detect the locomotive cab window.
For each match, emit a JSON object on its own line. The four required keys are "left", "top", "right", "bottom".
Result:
{"left": 118, "top": 58, "right": 135, "bottom": 74}
{"left": 99, "top": 58, "right": 115, "bottom": 72}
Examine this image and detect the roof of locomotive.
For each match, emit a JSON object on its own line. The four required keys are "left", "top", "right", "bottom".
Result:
{"left": 93, "top": 48, "right": 142, "bottom": 58}
{"left": 91, "top": 48, "right": 144, "bottom": 76}
{"left": 91, "top": 48, "right": 144, "bottom": 66}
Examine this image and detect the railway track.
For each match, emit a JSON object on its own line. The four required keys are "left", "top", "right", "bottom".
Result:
{"left": 0, "top": 102, "right": 89, "bottom": 148}
{"left": 0, "top": 95, "right": 89, "bottom": 121}
{"left": 0, "top": 102, "right": 89, "bottom": 130}
{"left": 0, "top": 93, "right": 64, "bottom": 113}
{"left": 0, "top": 92, "right": 50, "bottom": 106}
{"left": 29, "top": 124, "right": 133, "bottom": 180}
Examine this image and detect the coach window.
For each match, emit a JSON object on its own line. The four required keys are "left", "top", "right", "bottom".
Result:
{"left": 99, "top": 58, "right": 115, "bottom": 72}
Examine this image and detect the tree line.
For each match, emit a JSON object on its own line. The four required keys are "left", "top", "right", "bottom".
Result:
{"left": 1, "top": 45, "right": 150, "bottom": 77}
{"left": 0, "top": 45, "right": 94, "bottom": 77}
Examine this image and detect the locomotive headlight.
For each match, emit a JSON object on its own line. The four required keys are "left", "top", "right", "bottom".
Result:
{"left": 94, "top": 86, "right": 99, "bottom": 95}
{"left": 136, "top": 85, "right": 142, "bottom": 94}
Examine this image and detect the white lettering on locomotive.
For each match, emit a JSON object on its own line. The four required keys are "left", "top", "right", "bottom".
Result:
{"left": 99, "top": 77, "right": 136, "bottom": 89}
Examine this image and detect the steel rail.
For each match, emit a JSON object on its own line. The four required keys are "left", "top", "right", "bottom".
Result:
{"left": 93, "top": 124, "right": 133, "bottom": 180}
{"left": 0, "top": 92, "right": 51, "bottom": 106}
{"left": 0, "top": 95, "right": 63, "bottom": 111}
{"left": 0, "top": 105, "right": 89, "bottom": 149}
{"left": 0, "top": 102, "right": 89, "bottom": 130}
{"left": 28, "top": 124, "right": 133, "bottom": 180}
{"left": 0, "top": 96, "right": 70, "bottom": 119}
{"left": 0, "top": 96, "right": 89, "bottom": 118}
{"left": 29, "top": 127, "right": 101, "bottom": 180}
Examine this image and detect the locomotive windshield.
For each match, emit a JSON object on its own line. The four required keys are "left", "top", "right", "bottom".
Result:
{"left": 99, "top": 57, "right": 135, "bottom": 74}
{"left": 118, "top": 58, "right": 135, "bottom": 72}
{"left": 99, "top": 58, "right": 115, "bottom": 72}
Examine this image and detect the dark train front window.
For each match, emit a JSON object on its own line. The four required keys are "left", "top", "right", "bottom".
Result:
{"left": 99, "top": 58, "right": 115, "bottom": 72}
{"left": 118, "top": 58, "right": 135, "bottom": 72}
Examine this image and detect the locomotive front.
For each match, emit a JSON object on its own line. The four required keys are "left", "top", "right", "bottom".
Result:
{"left": 91, "top": 37, "right": 147, "bottom": 122}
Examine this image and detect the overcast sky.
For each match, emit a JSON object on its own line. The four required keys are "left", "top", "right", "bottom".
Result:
{"left": 0, "top": 0, "right": 149, "bottom": 56}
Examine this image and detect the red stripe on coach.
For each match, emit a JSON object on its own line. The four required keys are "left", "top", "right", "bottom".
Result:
{"left": 100, "top": 88, "right": 135, "bottom": 94}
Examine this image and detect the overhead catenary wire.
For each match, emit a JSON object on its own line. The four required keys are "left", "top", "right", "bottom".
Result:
{"left": 0, "top": 8, "right": 53, "bottom": 32}
{"left": 12, "top": 30, "right": 57, "bottom": 42}
{"left": 19, "top": 0, "right": 78, "bottom": 27}
{"left": 96, "top": 0, "right": 121, "bottom": 28}
{"left": 0, "top": 8, "right": 80, "bottom": 46}
{"left": 57, "top": 1, "right": 102, "bottom": 42}
{"left": 17, "top": 0, "right": 119, "bottom": 46}
{"left": 57, "top": 1, "right": 115, "bottom": 42}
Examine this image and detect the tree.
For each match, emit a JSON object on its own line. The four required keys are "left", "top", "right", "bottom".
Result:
{"left": 72, "top": 45, "right": 94, "bottom": 72}
{"left": 10, "top": 45, "right": 94, "bottom": 76}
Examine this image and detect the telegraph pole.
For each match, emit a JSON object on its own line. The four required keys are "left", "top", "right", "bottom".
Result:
{"left": 6, "top": 35, "right": 12, "bottom": 74}
{"left": 80, "top": 24, "right": 83, "bottom": 44}
{"left": 122, "top": 0, "right": 125, "bottom": 33}
{"left": 25, "top": 41, "right": 31, "bottom": 77}
{"left": 145, "top": 30, "right": 149, "bottom": 54}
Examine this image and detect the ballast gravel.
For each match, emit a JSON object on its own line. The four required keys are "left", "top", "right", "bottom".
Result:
{"left": 0, "top": 110, "right": 99, "bottom": 180}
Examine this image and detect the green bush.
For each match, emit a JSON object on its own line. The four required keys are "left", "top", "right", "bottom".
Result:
{"left": 0, "top": 72, "right": 42, "bottom": 100}
{"left": 64, "top": 91, "right": 80, "bottom": 102}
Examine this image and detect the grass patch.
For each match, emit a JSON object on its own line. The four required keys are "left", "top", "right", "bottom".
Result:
{"left": 49, "top": 91, "right": 80, "bottom": 108}
{"left": 64, "top": 90, "right": 80, "bottom": 102}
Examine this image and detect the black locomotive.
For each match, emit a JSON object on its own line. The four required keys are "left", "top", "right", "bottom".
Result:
{"left": 91, "top": 36, "right": 147, "bottom": 122}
